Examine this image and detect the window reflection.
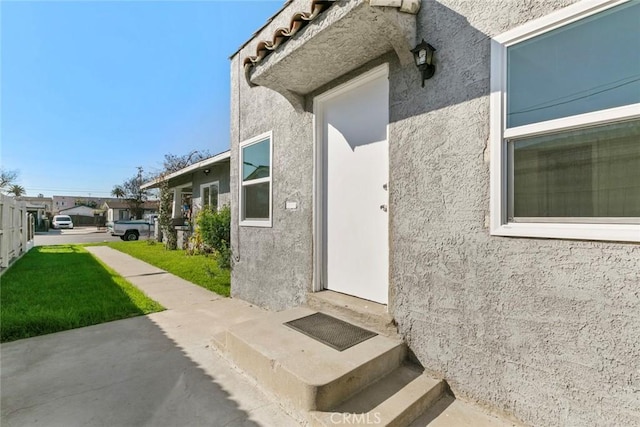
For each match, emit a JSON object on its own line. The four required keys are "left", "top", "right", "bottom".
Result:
{"left": 507, "top": 2, "right": 640, "bottom": 128}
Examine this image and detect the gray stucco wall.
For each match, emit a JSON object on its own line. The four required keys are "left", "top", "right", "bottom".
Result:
{"left": 230, "top": 56, "right": 315, "bottom": 311}
{"left": 230, "top": 0, "right": 639, "bottom": 425}
{"left": 190, "top": 161, "right": 231, "bottom": 213}
{"left": 165, "top": 160, "right": 230, "bottom": 220}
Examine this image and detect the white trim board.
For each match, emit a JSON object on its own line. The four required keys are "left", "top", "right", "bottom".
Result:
{"left": 239, "top": 130, "right": 273, "bottom": 228}
{"left": 489, "top": 0, "right": 640, "bottom": 243}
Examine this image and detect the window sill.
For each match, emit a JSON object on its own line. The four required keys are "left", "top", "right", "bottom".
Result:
{"left": 490, "top": 222, "right": 640, "bottom": 243}
{"left": 240, "top": 219, "right": 272, "bottom": 228}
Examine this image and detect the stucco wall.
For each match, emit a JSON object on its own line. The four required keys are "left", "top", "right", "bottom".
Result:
{"left": 230, "top": 53, "right": 315, "bottom": 311}
{"left": 230, "top": 0, "right": 639, "bottom": 425}
{"left": 388, "top": 1, "right": 639, "bottom": 426}
{"left": 190, "top": 161, "right": 231, "bottom": 214}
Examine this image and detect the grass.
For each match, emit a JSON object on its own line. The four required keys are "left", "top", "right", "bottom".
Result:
{"left": 0, "top": 245, "right": 164, "bottom": 343}
{"left": 99, "top": 240, "right": 230, "bottom": 297}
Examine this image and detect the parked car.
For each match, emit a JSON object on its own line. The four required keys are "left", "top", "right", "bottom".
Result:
{"left": 52, "top": 215, "right": 74, "bottom": 229}
{"left": 111, "top": 220, "right": 154, "bottom": 241}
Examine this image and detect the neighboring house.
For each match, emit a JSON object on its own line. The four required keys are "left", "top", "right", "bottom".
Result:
{"left": 140, "top": 150, "right": 231, "bottom": 224}
{"left": 229, "top": 1, "right": 639, "bottom": 426}
{"left": 52, "top": 196, "right": 120, "bottom": 214}
{"left": 58, "top": 205, "right": 98, "bottom": 217}
{"left": 16, "top": 196, "right": 52, "bottom": 229}
{"left": 58, "top": 205, "right": 105, "bottom": 226}
{"left": 15, "top": 196, "right": 53, "bottom": 215}
{"left": 102, "top": 200, "right": 159, "bottom": 223}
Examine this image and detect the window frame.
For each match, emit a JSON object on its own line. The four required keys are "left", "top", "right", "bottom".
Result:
{"left": 239, "top": 131, "right": 273, "bottom": 227}
{"left": 490, "top": 0, "right": 640, "bottom": 242}
{"left": 200, "top": 181, "right": 220, "bottom": 211}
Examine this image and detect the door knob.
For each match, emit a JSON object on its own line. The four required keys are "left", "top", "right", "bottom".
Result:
{"left": 380, "top": 204, "right": 388, "bottom": 212}
{"left": 383, "top": 183, "right": 388, "bottom": 190}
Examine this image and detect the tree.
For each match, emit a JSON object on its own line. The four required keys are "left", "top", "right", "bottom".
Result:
{"left": 112, "top": 167, "right": 150, "bottom": 219}
{"left": 158, "top": 177, "right": 177, "bottom": 249}
{"left": 7, "top": 184, "right": 26, "bottom": 197}
{"left": 37, "top": 193, "right": 44, "bottom": 198}
{"left": 0, "top": 168, "right": 19, "bottom": 193}
{"left": 111, "top": 186, "right": 125, "bottom": 199}
{"left": 162, "top": 150, "right": 212, "bottom": 173}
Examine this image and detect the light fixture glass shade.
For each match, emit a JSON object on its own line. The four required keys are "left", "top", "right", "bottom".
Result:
{"left": 417, "top": 49, "right": 427, "bottom": 65}
{"left": 410, "top": 39, "right": 436, "bottom": 87}
{"left": 411, "top": 39, "right": 435, "bottom": 69}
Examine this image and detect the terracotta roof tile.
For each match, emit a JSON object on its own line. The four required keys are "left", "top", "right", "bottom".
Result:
{"left": 243, "top": 0, "right": 336, "bottom": 83}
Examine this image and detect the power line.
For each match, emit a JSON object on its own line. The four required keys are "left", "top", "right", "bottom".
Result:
{"left": 509, "top": 76, "right": 640, "bottom": 116}
{"left": 23, "top": 187, "right": 113, "bottom": 194}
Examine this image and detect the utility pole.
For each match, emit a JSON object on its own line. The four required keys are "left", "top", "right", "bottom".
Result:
{"left": 136, "top": 166, "right": 144, "bottom": 220}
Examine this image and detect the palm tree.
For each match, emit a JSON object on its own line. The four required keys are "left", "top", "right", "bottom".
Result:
{"left": 0, "top": 168, "right": 18, "bottom": 193}
{"left": 111, "top": 186, "right": 126, "bottom": 199}
{"left": 7, "top": 184, "right": 25, "bottom": 197}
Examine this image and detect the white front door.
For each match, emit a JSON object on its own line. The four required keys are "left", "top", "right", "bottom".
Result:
{"left": 316, "top": 65, "right": 389, "bottom": 304}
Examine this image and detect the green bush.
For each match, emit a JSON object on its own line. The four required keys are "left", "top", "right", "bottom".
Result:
{"left": 216, "top": 240, "right": 231, "bottom": 270}
{"left": 195, "top": 205, "right": 231, "bottom": 268}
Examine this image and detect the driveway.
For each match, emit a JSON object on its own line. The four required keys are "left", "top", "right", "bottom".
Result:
{"left": 1, "top": 247, "right": 298, "bottom": 427}
{"left": 35, "top": 227, "right": 122, "bottom": 246}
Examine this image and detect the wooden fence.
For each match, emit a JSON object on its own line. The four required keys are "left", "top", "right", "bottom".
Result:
{"left": 0, "top": 194, "right": 34, "bottom": 270}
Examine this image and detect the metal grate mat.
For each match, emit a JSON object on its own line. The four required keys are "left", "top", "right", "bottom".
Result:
{"left": 284, "top": 312, "right": 377, "bottom": 351}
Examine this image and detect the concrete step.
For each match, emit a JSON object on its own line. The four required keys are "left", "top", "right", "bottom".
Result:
{"left": 310, "top": 364, "right": 446, "bottom": 427}
{"left": 212, "top": 306, "right": 406, "bottom": 415}
{"left": 408, "top": 394, "right": 521, "bottom": 427}
{"left": 306, "top": 291, "right": 398, "bottom": 337}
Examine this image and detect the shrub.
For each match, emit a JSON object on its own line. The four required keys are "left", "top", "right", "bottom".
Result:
{"left": 194, "top": 205, "right": 231, "bottom": 268}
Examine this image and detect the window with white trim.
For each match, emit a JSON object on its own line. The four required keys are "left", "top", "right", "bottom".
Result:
{"left": 490, "top": 0, "right": 640, "bottom": 242}
{"left": 240, "top": 131, "right": 272, "bottom": 227}
{"left": 200, "top": 181, "right": 219, "bottom": 211}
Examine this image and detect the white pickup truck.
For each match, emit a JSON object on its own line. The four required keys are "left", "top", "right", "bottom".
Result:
{"left": 111, "top": 219, "right": 154, "bottom": 241}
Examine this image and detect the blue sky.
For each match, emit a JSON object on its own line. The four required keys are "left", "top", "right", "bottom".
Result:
{"left": 1, "top": 0, "right": 283, "bottom": 197}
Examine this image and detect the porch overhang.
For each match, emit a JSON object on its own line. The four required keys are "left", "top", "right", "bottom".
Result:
{"left": 140, "top": 150, "right": 230, "bottom": 190}
{"left": 243, "top": 0, "right": 420, "bottom": 111}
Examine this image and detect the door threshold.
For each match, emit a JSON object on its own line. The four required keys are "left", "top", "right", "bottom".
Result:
{"left": 306, "top": 290, "right": 397, "bottom": 337}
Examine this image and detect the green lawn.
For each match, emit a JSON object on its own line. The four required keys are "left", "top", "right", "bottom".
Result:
{"left": 101, "top": 241, "right": 230, "bottom": 297}
{"left": 0, "top": 245, "right": 164, "bottom": 343}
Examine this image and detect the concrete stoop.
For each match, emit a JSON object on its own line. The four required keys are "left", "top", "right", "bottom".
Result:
{"left": 309, "top": 365, "right": 446, "bottom": 427}
{"left": 305, "top": 291, "right": 398, "bottom": 337}
{"left": 213, "top": 307, "right": 407, "bottom": 412}
{"left": 213, "top": 303, "right": 452, "bottom": 426}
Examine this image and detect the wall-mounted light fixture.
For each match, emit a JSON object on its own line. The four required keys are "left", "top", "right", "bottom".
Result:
{"left": 203, "top": 169, "right": 211, "bottom": 175}
{"left": 411, "top": 39, "right": 436, "bottom": 87}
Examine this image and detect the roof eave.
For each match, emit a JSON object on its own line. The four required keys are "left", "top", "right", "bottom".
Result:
{"left": 140, "top": 150, "right": 231, "bottom": 190}
{"left": 240, "top": 0, "right": 419, "bottom": 111}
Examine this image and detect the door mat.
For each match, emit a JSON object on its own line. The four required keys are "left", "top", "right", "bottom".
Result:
{"left": 284, "top": 312, "right": 377, "bottom": 351}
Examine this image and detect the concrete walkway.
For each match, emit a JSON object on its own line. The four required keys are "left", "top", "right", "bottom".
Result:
{"left": 1, "top": 246, "right": 298, "bottom": 427}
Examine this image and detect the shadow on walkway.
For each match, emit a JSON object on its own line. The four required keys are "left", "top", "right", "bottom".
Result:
{"left": 1, "top": 315, "right": 262, "bottom": 426}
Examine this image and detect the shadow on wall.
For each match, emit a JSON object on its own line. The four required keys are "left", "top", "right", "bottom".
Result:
{"left": 304, "top": 2, "right": 492, "bottom": 126}
{"left": 325, "top": 76, "right": 388, "bottom": 151}
{"left": 390, "top": 0, "right": 491, "bottom": 124}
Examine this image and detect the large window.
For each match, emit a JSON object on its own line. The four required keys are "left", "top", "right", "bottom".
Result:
{"left": 490, "top": 0, "right": 640, "bottom": 242}
{"left": 240, "top": 131, "right": 272, "bottom": 227}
